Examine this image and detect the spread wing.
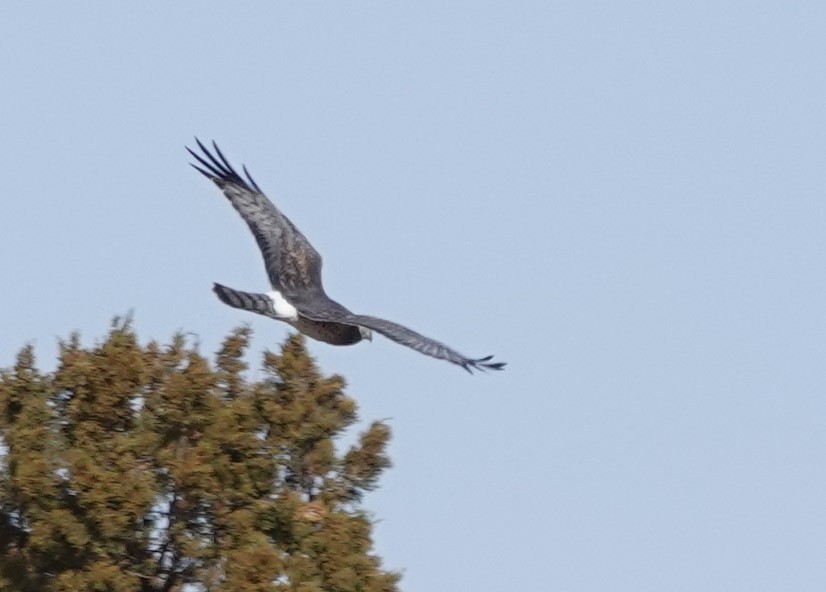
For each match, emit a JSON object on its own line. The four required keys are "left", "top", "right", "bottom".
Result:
{"left": 187, "top": 139, "right": 325, "bottom": 299}
{"left": 298, "top": 304, "right": 506, "bottom": 373}
{"left": 352, "top": 315, "right": 505, "bottom": 373}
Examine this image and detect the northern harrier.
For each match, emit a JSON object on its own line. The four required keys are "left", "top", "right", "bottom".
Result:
{"left": 188, "top": 140, "right": 505, "bottom": 373}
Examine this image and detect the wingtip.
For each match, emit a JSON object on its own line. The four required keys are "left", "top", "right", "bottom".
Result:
{"left": 195, "top": 136, "right": 210, "bottom": 154}
{"left": 187, "top": 139, "right": 260, "bottom": 193}
{"left": 189, "top": 162, "right": 214, "bottom": 179}
{"left": 466, "top": 356, "right": 507, "bottom": 373}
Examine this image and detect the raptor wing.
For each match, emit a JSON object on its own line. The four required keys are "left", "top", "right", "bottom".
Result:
{"left": 188, "top": 139, "right": 324, "bottom": 298}
{"left": 297, "top": 302, "right": 506, "bottom": 373}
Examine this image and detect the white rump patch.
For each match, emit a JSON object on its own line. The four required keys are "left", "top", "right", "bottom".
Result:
{"left": 267, "top": 290, "right": 299, "bottom": 321}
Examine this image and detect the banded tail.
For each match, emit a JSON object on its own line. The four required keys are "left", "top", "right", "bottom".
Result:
{"left": 213, "top": 283, "right": 274, "bottom": 317}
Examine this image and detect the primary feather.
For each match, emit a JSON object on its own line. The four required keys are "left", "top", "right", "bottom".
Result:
{"left": 189, "top": 139, "right": 506, "bottom": 373}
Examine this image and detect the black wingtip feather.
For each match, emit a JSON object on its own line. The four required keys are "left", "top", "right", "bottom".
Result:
{"left": 211, "top": 140, "right": 242, "bottom": 179}
{"left": 187, "top": 138, "right": 262, "bottom": 194}
{"left": 189, "top": 162, "right": 214, "bottom": 179}
{"left": 199, "top": 139, "right": 228, "bottom": 174}
{"left": 187, "top": 145, "right": 224, "bottom": 178}
{"left": 464, "top": 356, "right": 506, "bottom": 373}
{"left": 243, "top": 164, "right": 263, "bottom": 192}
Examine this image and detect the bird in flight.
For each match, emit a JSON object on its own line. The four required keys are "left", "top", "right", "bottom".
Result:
{"left": 187, "top": 139, "right": 505, "bottom": 373}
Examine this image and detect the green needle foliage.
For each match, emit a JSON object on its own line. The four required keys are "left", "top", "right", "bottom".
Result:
{"left": 0, "top": 319, "right": 399, "bottom": 592}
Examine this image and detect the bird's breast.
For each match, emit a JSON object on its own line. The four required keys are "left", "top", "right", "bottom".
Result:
{"left": 293, "top": 317, "right": 364, "bottom": 346}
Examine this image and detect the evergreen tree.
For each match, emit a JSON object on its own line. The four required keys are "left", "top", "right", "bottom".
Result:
{"left": 0, "top": 319, "right": 399, "bottom": 592}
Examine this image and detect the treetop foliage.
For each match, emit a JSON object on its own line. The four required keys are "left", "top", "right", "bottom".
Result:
{"left": 0, "top": 319, "right": 399, "bottom": 592}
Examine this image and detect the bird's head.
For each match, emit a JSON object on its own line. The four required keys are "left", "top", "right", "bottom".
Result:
{"left": 359, "top": 327, "right": 373, "bottom": 342}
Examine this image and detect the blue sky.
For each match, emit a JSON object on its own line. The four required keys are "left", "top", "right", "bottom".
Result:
{"left": 2, "top": 2, "right": 826, "bottom": 590}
